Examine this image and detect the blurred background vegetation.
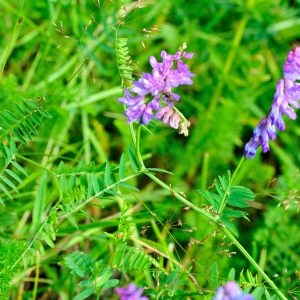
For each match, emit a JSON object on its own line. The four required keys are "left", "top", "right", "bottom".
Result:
{"left": 0, "top": 0, "right": 299, "bottom": 299}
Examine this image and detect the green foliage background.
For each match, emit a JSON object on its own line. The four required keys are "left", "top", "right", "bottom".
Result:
{"left": 0, "top": 0, "right": 299, "bottom": 299}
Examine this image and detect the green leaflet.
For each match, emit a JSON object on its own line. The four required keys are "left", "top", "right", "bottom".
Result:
{"left": 0, "top": 99, "right": 51, "bottom": 145}
{"left": 56, "top": 160, "right": 118, "bottom": 202}
{"left": 0, "top": 99, "right": 51, "bottom": 203}
{"left": 112, "top": 242, "right": 154, "bottom": 271}
{"left": 63, "top": 251, "right": 118, "bottom": 299}
{"left": 198, "top": 173, "right": 255, "bottom": 223}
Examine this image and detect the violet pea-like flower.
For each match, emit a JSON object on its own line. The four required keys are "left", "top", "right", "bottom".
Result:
{"left": 244, "top": 47, "right": 300, "bottom": 159}
{"left": 114, "top": 283, "right": 149, "bottom": 300}
{"left": 213, "top": 281, "right": 254, "bottom": 300}
{"left": 118, "top": 47, "right": 194, "bottom": 129}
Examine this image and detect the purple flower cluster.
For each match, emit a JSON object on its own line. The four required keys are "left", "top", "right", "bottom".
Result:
{"left": 115, "top": 283, "right": 149, "bottom": 300}
{"left": 118, "top": 46, "right": 194, "bottom": 134}
{"left": 213, "top": 281, "right": 254, "bottom": 300}
{"left": 244, "top": 47, "right": 300, "bottom": 159}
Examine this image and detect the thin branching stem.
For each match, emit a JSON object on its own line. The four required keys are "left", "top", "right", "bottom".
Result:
{"left": 133, "top": 122, "right": 287, "bottom": 299}
{"left": 217, "top": 156, "right": 245, "bottom": 214}
{"left": 9, "top": 218, "right": 48, "bottom": 271}
{"left": 144, "top": 170, "right": 216, "bottom": 222}
{"left": 223, "top": 227, "right": 288, "bottom": 300}
{"left": 58, "top": 173, "right": 141, "bottom": 221}
{"left": 136, "top": 125, "right": 146, "bottom": 170}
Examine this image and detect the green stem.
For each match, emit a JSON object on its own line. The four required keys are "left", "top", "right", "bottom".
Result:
{"left": 135, "top": 125, "right": 146, "bottom": 170}
{"left": 208, "top": 4, "right": 249, "bottom": 114}
{"left": 223, "top": 227, "right": 288, "bottom": 300}
{"left": 58, "top": 173, "right": 140, "bottom": 220}
{"left": 131, "top": 128, "right": 286, "bottom": 298}
{"left": 144, "top": 170, "right": 216, "bottom": 222}
{"left": 144, "top": 168, "right": 287, "bottom": 299}
{"left": 217, "top": 156, "right": 245, "bottom": 214}
{"left": 0, "top": 0, "right": 24, "bottom": 79}
{"left": 10, "top": 217, "right": 48, "bottom": 271}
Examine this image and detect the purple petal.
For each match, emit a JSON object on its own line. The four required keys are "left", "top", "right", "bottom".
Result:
{"left": 244, "top": 47, "right": 300, "bottom": 158}
{"left": 118, "top": 47, "right": 194, "bottom": 127}
{"left": 213, "top": 282, "right": 254, "bottom": 300}
{"left": 114, "top": 283, "right": 149, "bottom": 300}
{"left": 182, "top": 51, "right": 194, "bottom": 59}
{"left": 283, "top": 47, "right": 300, "bottom": 81}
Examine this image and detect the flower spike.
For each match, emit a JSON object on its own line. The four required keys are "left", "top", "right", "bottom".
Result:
{"left": 118, "top": 45, "right": 194, "bottom": 135}
{"left": 244, "top": 47, "right": 300, "bottom": 159}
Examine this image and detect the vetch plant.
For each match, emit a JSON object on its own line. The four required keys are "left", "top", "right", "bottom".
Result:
{"left": 116, "top": 39, "right": 292, "bottom": 300}
{"left": 0, "top": 2, "right": 298, "bottom": 299}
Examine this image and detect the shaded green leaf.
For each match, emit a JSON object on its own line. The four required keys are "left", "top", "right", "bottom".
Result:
{"left": 118, "top": 181, "right": 139, "bottom": 191}
{"left": 40, "top": 231, "right": 55, "bottom": 248}
{"left": 118, "top": 153, "right": 126, "bottom": 179}
{"left": 147, "top": 168, "right": 173, "bottom": 175}
{"left": 0, "top": 182, "right": 13, "bottom": 200}
{"left": 0, "top": 175, "right": 18, "bottom": 193}
{"left": 11, "top": 161, "right": 28, "bottom": 176}
{"left": 104, "top": 162, "right": 114, "bottom": 186}
{"left": 74, "top": 288, "right": 94, "bottom": 300}
{"left": 4, "top": 169, "right": 23, "bottom": 185}
{"left": 102, "top": 278, "right": 119, "bottom": 289}
{"left": 128, "top": 144, "right": 139, "bottom": 172}
{"left": 12, "top": 128, "right": 26, "bottom": 144}
{"left": 228, "top": 186, "right": 255, "bottom": 208}
{"left": 90, "top": 173, "right": 99, "bottom": 194}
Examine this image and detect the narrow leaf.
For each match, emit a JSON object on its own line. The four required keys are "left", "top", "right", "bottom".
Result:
{"left": 11, "top": 161, "right": 28, "bottom": 176}
{"left": 30, "top": 112, "right": 43, "bottom": 126}
{"left": 0, "top": 182, "right": 13, "bottom": 200}
{"left": 74, "top": 288, "right": 94, "bottom": 300}
{"left": 0, "top": 175, "right": 18, "bottom": 193}
{"left": 0, "top": 113, "right": 12, "bottom": 128}
{"left": 102, "top": 279, "right": 119, "bottom": 289}
{"left": 38, "top": 107, "right": 52, "bottom": 118}
{"left": 118, "top": 153, "right": 126, "bottom": 179}
{"left": 19, "top": 123, "right": 32, "bottom": 140}
{"left": 90, "top": 173, "right": 100, "bottom": 194}
{"left": 128, "top": 144, "right": 139, "bottom": 172}
{"left": 104, "top": 162, "right": 113, "bottom": 186}
{"left": 118, "top": 182, "right": 139, "bottom": 191}
{"left": 24, "top": 117, "right": 37, "bottom": 134}
{"left": 32, "top": 174, "right": 47, "bottom": 232}
{"left": 59, "top": 175, "right": 69, "bottom": 195}
{"left": 9, "top": 136, "right": 17, "bottom": 156}
{"left": 14, "top": 103, "right": 26, "bottom": 118}
{"left": 2, "top": 111, "right": 18, "bottom": 123}
{"left": 12, "top": 128, "right": 26, "bottom": 144}
{"left": 40, "top": 232, "right": 55, "bottom": 248}
{"left": 4, "top": 169, "right": 23, "bottom": 185}
{"left": 147, "top": 168, "right": 173, "bottom": 175}
{"left": 76, "top": 160, "right": 86, "bottom": 172}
